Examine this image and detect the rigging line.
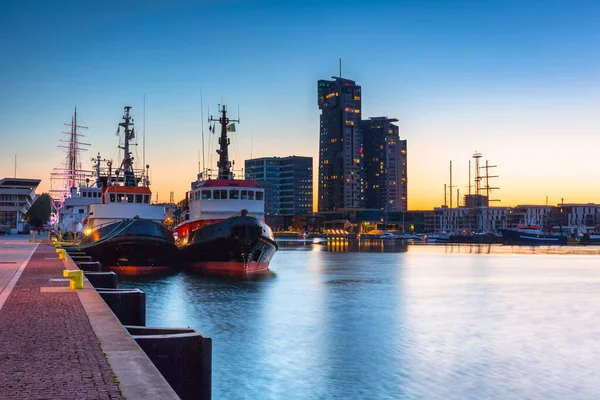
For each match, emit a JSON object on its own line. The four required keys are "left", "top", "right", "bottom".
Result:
{"left": 143, "top": 95, "right": 146, "bottom": 182}
{"left": 200, "top": 90, "right": 205, "bottom": 175}
{"left": 208, "top": 105, "right": 214, "bottom": 174}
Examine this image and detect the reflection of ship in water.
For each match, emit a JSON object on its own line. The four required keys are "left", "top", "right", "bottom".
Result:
{"left": 326, "top": 237, "right": 408, "bottom": 253}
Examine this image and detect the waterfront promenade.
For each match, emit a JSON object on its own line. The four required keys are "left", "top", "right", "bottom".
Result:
{"left": 0, "top": 236, "right": 178, "bottom": 399}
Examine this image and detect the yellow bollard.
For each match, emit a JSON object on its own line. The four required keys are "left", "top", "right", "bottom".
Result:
{"left": 57, "top": 249, "right": 66, "bottom": 260}
{"left": 63, "top": 270, "right": 84, "bottom": 290}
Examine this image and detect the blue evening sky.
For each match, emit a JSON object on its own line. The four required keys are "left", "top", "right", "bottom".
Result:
{"left": 1, "top": 0, "right": 599, "bottom": 208}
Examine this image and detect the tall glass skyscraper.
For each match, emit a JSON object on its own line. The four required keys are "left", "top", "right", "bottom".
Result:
{"left": 245, "top": 156, "right": 313, "bottom": 215}
{"left": 361, "top": 117, "right": 407, "bottom": 211}
{"left": 317, "top": 77, "right": 363, "bottom": 211}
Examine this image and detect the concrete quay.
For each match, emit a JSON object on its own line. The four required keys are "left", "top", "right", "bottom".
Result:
{"left": 0, "top": 236, "right": 179, "bottom": 399}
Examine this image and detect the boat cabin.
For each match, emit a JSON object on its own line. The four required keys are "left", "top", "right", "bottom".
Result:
{"left": 176, "top": 179, "right": 265, "bottom": 239}
{"left": 102, "top": 186, "right": 152, "bottom": 205}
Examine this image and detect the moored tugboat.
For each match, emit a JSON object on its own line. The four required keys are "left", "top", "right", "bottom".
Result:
{"left": 70, "top": 106, "right": 179, "bottom": 276}
{"left": 174, "top": 104, "right": 278, "bottom": 274}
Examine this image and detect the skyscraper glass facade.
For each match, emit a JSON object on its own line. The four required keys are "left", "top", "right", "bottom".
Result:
{"left": 245, "top": 156, "right": 313, "bottom": 215}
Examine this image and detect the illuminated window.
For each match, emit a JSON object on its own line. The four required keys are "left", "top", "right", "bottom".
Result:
{"left": 354, "top": 96, "right": 360, "bottom": 100}
{"left": 346, "top": 121, "right": 354, "bottom": 125}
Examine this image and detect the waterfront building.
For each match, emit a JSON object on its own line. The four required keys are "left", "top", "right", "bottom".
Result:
{"left": 0, "top": 177, "right": 40, "bottom": 234}
{"left": 361, "top": 117, "right": 407, "bottom": 212}
{"left": 431, "top": 205, "right": 509, "bottom": 233}
{"left": 507, "top": 205, "right": 554, "bottom": 228}
{"left": 555, "top": 203, "right": 599, "bottom": 229}
{"left": 245, "top": 156, "right": 313, "bottom": 215}
{"left": 317, "top": 77, "right": 363, "bottom": 211}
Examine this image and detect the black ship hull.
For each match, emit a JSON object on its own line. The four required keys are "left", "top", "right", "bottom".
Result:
{"left": 69, "top": 219, "right": 179, "bottom": 275}
{"left": 178, "top": 215, "right": 278, "bottom": 274}
{"left": 499, "top": 228, "right": 568, "bottom": 245}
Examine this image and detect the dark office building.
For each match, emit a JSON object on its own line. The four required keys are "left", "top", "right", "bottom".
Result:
{"left": 361, "top": 117, "right": 407, "bottom": 211}
{"left": 317, "top": 77, "right": 363, "bottom": 211}
{"left": 245, "top": 156, "right": 313, "bottom": 215}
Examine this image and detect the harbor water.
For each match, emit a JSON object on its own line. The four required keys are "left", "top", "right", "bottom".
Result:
{"left": 120, "top": 241, "right": 600, "bottom": 399}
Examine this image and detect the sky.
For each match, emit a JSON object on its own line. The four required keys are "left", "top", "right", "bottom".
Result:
{"left": 1, "top": 0, "right": 599, "bottom": 210}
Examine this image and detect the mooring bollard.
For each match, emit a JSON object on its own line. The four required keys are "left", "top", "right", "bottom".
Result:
{"left": 63, "top": 270, "right": 84, "bottom": 289}
{"left": 57, "top": 249, "right": 66, "bottom": 260}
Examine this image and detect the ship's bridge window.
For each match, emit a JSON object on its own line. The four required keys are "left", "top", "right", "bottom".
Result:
{"left": 82, "top": 192, "right": 87, "bottom": 198}
{"left": 256, "top": 191, "right": 264, "bottom": 201}
{"left": 213, "top": 190, "right": 228, "bottom": 200}
{"left": 135, "top": 194, "right": 143, "bottom": 203}
{"left": 230, "top": 189, "right": 240, "bottom": 200}
{"left": 127, "top": 194, "right": 134, "bottom": 203}
{"left": 248, "top": 191, "right": 254, "bottom": 200}
{"left": 241, "top": 190, "right": 249, "bottom": 200}
{"left": 109, "top": 194, "right": 115, "bottom": 202}
{"left": 144, "top": 195, "right": 150, "bottom": 204}
{"left": 201, "top": 190, "right": 212, "bottom": 200}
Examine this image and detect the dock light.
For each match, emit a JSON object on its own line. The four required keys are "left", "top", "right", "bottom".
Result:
{"left": 84, "top": 228, "right": 92, "bottom": 236}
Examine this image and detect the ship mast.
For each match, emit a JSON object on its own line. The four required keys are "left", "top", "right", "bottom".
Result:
{"left": 50, "top": 107, "right": 92, "bottom": 203}
{"left": 209, "top": 104, "right": 240, "bottom": 179}
{"left": 117, "top": 106, "right": 137, "bottom": 186}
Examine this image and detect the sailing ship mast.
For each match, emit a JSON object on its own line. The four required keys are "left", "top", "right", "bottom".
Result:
{"left": 50, "top": 107, "right": 93, "bottom": 203}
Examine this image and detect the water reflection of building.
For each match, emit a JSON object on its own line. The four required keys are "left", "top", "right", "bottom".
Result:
{"left": 0, "top": 178, "right": 40, "bottom": 234}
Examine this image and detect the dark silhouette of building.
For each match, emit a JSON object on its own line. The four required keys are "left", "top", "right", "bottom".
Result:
{"left": 245, "top": 156, "right": 312, "bottom": 215}
{"left": 317, "top": 77, "right": 363, "bottom": 211}
{"left": 361, "top": 117, "right": 407, "bottom": 211}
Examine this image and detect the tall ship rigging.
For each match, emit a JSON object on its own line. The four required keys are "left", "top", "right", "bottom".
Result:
{"left": 50, "top": 108, "right": 102, "bottom": 239}
{"left": 67, "top": 106, "right": 178, "bottom": 275}
{"left": 174, "top": 104, "right": 278, "bottom": 274}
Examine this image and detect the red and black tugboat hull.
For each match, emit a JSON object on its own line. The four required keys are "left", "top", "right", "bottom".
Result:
{"left": 179, "top": 216, "right": 278, "bottom": 275}
{"left": 69, "top": 219, "right": 179, "bottom": 276}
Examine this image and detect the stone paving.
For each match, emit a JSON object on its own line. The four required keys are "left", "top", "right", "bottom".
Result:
{"left": 0, "top": 243, "right": 122, "bottom": 399}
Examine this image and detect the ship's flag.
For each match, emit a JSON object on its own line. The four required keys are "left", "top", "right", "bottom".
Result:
{"left": 226, "top": 123, "right": 236, "bottom": 132}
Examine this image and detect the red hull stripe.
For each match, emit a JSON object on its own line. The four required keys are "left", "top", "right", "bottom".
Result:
{"left": 107, "top": 265, "right": 171, "bottom": 276}
{"left": 186, "top": 261, "right": 270, "bottom": 274}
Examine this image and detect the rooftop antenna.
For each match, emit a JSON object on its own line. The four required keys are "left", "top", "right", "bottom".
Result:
{"left": 14, "top": 154, "right": 16, "bottom": 178}
{"left": 339, "top": 57, "right": 342, "bottom": 78}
